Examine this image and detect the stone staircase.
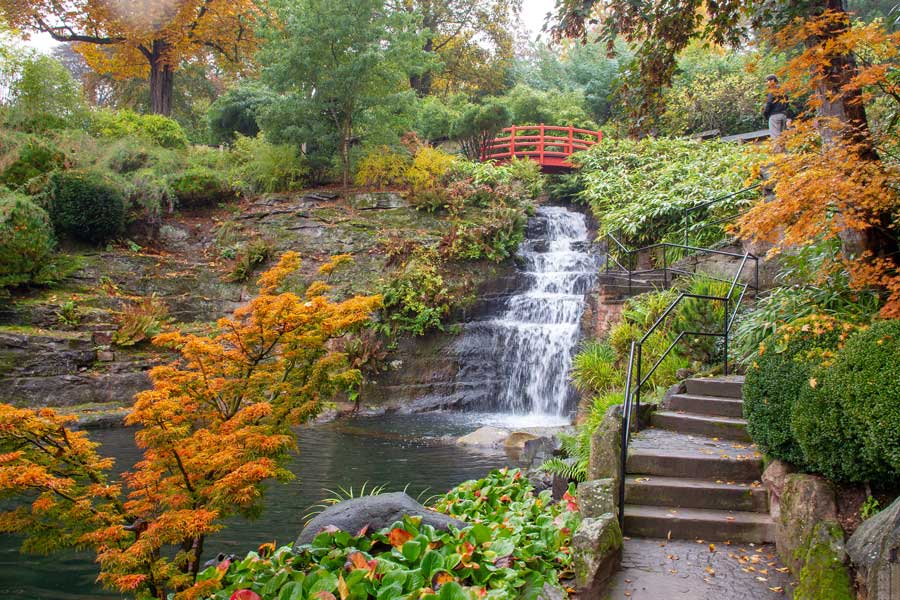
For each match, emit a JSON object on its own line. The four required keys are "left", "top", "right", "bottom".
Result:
{"left": 622, "top": 376, "right": 775, "bottom": 543}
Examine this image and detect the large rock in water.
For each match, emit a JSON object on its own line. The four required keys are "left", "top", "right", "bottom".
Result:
{"left": 847, "top": 496, "right": 900, "bottom": 600}
{"left": 295, "top": 492, "right": 466, "bottom": 546}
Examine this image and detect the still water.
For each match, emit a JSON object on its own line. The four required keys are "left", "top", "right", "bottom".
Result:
{"left": 0, "top": 413, "right": 527, "bottom": 600}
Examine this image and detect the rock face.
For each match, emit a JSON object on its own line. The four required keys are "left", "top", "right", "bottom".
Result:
{"left": 588, "top": 405, "right": 623, "bottom": 486}
{"left": 572, "top": 513, "right": 623, "bottom": 595}
{"left": 295, "top": 492, "right": 466, "bottom": 546}
{"left": 847, "top": 496, "right": 900, "bottom": 600}
{"left": 577, "top": 479, "right": 616, "bottom": 519}
{"left": 762, "top": 464, "right": 854, "bottom": 599}
{"left": 349, "top": 192, "right": 408, "bottom": 210}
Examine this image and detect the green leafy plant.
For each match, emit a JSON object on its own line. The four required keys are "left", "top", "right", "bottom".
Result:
{"left": 0, "top": 136, "right": 65, "bottom": 190}
{"left": 46, "top": 169, "right": 126, "bottom": 244}
{"left": 380, "top": 248, "right": 452, "bottom": 336}
{"left": 0, "top": 190, "right": 56, "bottom": 288}
{"left": 229, "top": 134, "right": 308, "bottom": 194}
{"left": 672, "top": 275, "right": 734, "bottom": 364}
{"left": 571, "top": 341, "right": 621, "bottom": 395}
{"left": 209, "top": 469, "right": 579, "bottom": 599}
{"left": 88, "top": 109, "right": 189, "bottom": 149}
{"left": 227, "top": 238, "right": 273, "bottom": 283}
{"left": 112, "top": 294, "right": 172, "bottom": 347}
{"left": 541, "top": 392, "right": 623, "bottom": 483}
{"left": 55, "top": 299, "right": 81, "bottom": 327}
{"left": 860, "top": 496, "right": 882, "bottom": 520}
{"left": 792, "top": 319, "right": 900, "bottom": 483}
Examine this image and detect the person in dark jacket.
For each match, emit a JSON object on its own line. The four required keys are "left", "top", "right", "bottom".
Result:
{"left": 763, "top": 74, "right": 792, "bottom": 139}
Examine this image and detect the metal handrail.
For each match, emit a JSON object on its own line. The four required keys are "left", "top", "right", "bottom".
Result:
{"left": 615, "top": 250, "right": 756, "bottom": 527}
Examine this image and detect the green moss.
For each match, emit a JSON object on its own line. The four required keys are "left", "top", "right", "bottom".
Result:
{"left": 794, "top": 523, "right": 854, "bottom": 600}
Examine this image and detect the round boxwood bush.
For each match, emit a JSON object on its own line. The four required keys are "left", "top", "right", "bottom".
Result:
{"left": 169, "top": 167, "right": 235, "bottom": 209}
{"left": 793, "top": 320, "right": 900, "bottom": 483}
{"left": 0, "top": 137, "right": 65, "bottom": 190}
{"left": 47, "top": 170, "right": 125, "bottom": 244}
{"left": 743, "top": 314, "right": 854, "bottom": 467}
{"left": 0, "top": 190, "right": 56, "bottom": 288}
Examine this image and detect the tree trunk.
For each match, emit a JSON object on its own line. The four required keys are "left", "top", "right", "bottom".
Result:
{"left": 148, "top": 40, "right": 175, "bottom": 116}
{"left": 810, "top": 0, "right": 895, "bottom": 262}
{"left": 341, "top": 120, "right": 351, "bottom": 188}
{"left": 410, "top": 38, "right": 434, "bottom": 96}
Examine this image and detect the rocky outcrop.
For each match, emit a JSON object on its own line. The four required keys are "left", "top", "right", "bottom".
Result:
{"left": 588, "top": 405, "right": 623, "bottom": 487}
{"left": 577, "top": 479, "right": 616, "bottom": 519}
{"left": 847, "top": 496, "right": 900, "bottom": 600}
{"left": 762, "top": 461, "right": 854, "bottom": 599}
{"left": 295, "top": 492, "right": 465, "bottom": 546}
{"left": 572, "top": 513, "right": 623, "bottom": 595}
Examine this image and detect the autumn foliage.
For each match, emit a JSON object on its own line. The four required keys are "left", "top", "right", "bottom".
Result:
{"left": 0, "top": 252, "right": 381, "bottom": 598}
{"left": 738, "top": 13, "right": 900, "bottom": 317}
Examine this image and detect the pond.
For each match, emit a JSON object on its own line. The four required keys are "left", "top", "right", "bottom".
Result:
{"left": 0, "top": 413, "right": 542, "bottom": 600}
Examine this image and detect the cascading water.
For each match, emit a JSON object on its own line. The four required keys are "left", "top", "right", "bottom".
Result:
{"left": 448, "top": 205, "right": 599, "bottom": 421}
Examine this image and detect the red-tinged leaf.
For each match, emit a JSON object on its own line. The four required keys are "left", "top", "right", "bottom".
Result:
{"left": 389, "top": 527, "right": 413, "bottom": 548}
{"left": 338, "top": 574, "right": 350, "bottom": 600}
{"left": 230, "top": 590, "right": 261, "bottom": 600}
{"left": 356, "top": 524, "right": 369, "bottom": 537}
{"left": 313, "top": 593, "right": 337, "bottom": 600}
{"left": 432, "top": 571, "right": 455, "bottom": 589}
{"left": 494, "top": 555, "right": 514, "bottom": 568}
{"left": 217, "top": 558, "right": 231, "bottom": 572}
{"left": 348, "top": 551, "right": 369, "bottom": 570}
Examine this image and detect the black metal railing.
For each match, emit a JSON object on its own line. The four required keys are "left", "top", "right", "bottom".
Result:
{"left": 613, "top": 246, "right": 757, "bottom": 527}
{"left": 682, "top": 184, "right": 761, "bottom": 250}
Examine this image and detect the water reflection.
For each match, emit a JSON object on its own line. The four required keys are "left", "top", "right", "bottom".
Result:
{"left": 0, "top": 414, "right": 525, "bottom": 600}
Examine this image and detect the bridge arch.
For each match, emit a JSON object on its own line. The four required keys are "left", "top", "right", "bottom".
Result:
{"left": 480, "top": 124, "right": 603, "bottom": 173}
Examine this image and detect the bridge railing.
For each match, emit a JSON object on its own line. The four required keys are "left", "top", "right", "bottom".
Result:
{"left": 480, "top": 124, "right": 603, "bottom": 163}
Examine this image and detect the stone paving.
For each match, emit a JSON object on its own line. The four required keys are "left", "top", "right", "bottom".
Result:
{"left": 629, "top": 428, "right": 762, "bottom": 462}
{"left": 602, "top": 538, "right": 795, "bottom": 599}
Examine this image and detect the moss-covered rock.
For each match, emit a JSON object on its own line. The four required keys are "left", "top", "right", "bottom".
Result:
{"left": 794, "top": 522, "right": 854, "bottom": 600}
{"left": 572, "top": 513, "right": 622, "bottom": 595}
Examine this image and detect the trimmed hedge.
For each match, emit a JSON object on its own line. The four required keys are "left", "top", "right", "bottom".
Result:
{"left": 0, "top": 191, "right": 56, "bottom": 288}
{"left": 793, "top": 320, "right": 900, "bottom": 483}
{"left": 743, "top": 315, "right": 853, "bottom": 468}
{"left": 47, "top": 170, "right": 125, "bottom": 244}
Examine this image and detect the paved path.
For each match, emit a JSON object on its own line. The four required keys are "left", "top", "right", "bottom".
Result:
{"left": 602, "top": 538, "right": 795, "bottom": 599}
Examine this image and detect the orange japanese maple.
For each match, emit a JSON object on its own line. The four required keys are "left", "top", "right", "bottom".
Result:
{"left": 737, "top": 14, "right": 900, "bottom": 317}
{"left": 0, "top": 252, "right": 381, "bottom": 599}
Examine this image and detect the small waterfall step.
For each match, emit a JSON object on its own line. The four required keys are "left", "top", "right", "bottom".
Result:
{"left": 624, "top": 377, "right": 774, "bottom": 543}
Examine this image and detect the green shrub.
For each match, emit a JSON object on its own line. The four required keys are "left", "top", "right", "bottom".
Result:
{"left": 227, "top": 238, "right": 273, "bottom": 283}
{"left": 380, "top": 249, "right": 451, "bottom": 336}
{"left": 4, "top": 54, "right": 87, "bottom": 132}
{"left": 793, "top": 320, "right": 900, "bottom": 483}
{"left": 0, "top": 190, "right": 56, "bottom": 288}
{"left": 89, "top": 109, "right": 189, "bottom": 149}
{"left": 206, "top": 83, "right": 275, "bottom": 145}
{"left": 169, "top": 167, "right": 235, "bottom": 209}
{"left": 47, "top": 169, "right": 125, "bottom": 244}
{"left": 229, "top": 134, "right": 307, "bottom": 194}
{"left": 0, "top": 137, "right": 66, "bottom": 190}
{"left": 113, "top": 294, "right": 172, "bottom": 346}
{"left": 743, "top": 315, "right": 852, "bottom": 468}
{"left": 571, "top": 341, "right": 622, "bottom": 395}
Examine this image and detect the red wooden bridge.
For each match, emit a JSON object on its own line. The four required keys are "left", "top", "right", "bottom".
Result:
{"left": 480, "top": 124, "right": 603, "bottom": 172}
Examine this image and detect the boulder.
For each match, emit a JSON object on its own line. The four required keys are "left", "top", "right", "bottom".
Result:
{"left": 774, "top": 472, "right": 839, "bottom": 572}
{"left": 457, "top": 426, "right": 509, "bottom": 448}
{"left": 577, "top": 479, "right": 616, "bottom": 519}
{"left": 296, "top": 492, "right": 465, "bottom": 546}
{"left": 793, "top": 522, "right": 854, "bottom": 600}
{"left": 504, "top": 431, "right": 540, "bottom": 450}
{"left": 847, "top": 496, "right": 900, "bottom": 600}
{"left": 572, "top": 513, "right": 622, "bottom": 595}
{"left": 761, "top": 459, "right": 795, "bottom": 520}
{"left": 588, "top": 405, "right": 622, "bottom": 484}
{"left": 349, "top": 192, "right": 407, "bottom": 210}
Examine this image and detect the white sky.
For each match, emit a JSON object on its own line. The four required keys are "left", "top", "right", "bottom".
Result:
{"left": 24, "top": 0, "right": 557, "bottom": 53}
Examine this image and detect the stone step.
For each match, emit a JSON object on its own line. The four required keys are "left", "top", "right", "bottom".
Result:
{"left": 625, "top": 475, "right": 768, "bottom": 513}
{"left": 623, "top": 505, "right": 775, "bottom": 543}
{"left": 651, "top": 411, "right": 751, "bottom": 442}
{"left": 627, "top": 448, "right": 762, "bottom": 482}
{"left": 667, "top": 393, "right": 745, "bottom": 418}
{"left": 685, "top": 377, "right": 744, "bottom": 399}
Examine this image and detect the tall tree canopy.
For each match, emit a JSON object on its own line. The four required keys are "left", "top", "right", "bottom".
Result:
{"left": 262, "top": 0, "right": 425, "bottom": 186}
{"left": 0, "top": 0, "right": 264, "bottom": 115}
{"left": 398, "top": 0, "right": 522, "bottom": 97}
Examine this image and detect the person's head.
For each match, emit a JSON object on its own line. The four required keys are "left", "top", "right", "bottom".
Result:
{"left": 765, "top": 74, "right": 779, "bottom": 87}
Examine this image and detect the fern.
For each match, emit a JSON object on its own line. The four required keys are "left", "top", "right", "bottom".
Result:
{"left": 539, "top": 457, "right": 586, "bottom": 482}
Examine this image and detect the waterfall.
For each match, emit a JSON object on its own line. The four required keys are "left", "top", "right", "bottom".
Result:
{"left": 449, "top": 205, "right": 598, "bottom": 420}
